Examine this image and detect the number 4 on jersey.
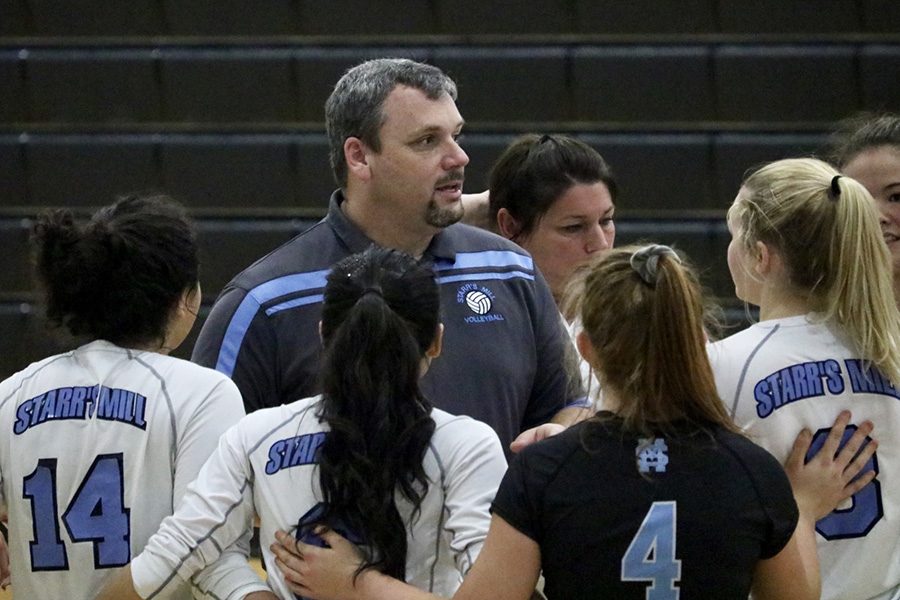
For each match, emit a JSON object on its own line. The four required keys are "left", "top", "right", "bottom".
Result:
{"left": 23, "top": 453, "right": 131, "bottom": 570}
{"left": 621, "top": 501, "right": 681, "bottom": 600}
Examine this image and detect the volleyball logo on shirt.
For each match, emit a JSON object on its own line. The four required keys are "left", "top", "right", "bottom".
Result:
{"left": 465, "top": 290, "right": 492, "bottom": 314}
{"left": 456, "top": 283, "right": 505, "bottom": 323}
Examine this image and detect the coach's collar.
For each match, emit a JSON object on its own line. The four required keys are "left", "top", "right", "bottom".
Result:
{"left": 327, "top": 190, "right": 457, "bottom": 263}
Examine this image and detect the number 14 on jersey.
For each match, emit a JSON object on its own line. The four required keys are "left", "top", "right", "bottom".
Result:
{"left": 23, "top": 453, "right": 131, "bottom": 570}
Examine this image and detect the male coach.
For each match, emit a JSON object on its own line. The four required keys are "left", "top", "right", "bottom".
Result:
{"left": 192, "top": 58, "right": 586, "bottom": 451}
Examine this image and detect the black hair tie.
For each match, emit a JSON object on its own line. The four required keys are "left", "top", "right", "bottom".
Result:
{"left": 629, "top": 244, "right": 681, "bottom": 287}
{"left": 830, "top": 175, "right": 842, "bottom": 199}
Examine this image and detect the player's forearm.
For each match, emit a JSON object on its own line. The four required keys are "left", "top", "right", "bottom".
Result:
{"left": 550, "top": 405, "right": 592, "bottom": 427}
{"left": 791, "top": 515, "right": 822, "bottom": 599}
{"left": 354, "top": 570, "right": 446, "bottom": 600}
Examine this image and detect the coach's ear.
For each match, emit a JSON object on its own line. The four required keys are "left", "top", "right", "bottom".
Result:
{"left": 344, "top": 137, "right": 371, "bottom": 182}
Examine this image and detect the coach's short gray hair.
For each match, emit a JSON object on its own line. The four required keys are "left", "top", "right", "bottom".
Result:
{"left": 325, "top": 58, "right": 458, "bottom": 187}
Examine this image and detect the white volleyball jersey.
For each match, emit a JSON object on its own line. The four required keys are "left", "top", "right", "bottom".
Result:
{"left": 709, "top": 315, "right": 900, "bottom": 600}
{"left": 0, "top": 340, "right": 246, "bottom": 600}
{"left": 132, "top": 396, "right": 507, "bottom": 600}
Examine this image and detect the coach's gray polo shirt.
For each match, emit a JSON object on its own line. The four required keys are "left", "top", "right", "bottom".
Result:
{"left": 193, "top": 190, "right": 584, "bottom": 451}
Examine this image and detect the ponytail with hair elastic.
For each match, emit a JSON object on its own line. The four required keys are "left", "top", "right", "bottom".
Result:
{"left": 736, "top": 158, "right": 900, "bottom": 384}
{"left": 316, "top": 247, "right": 439, "bottom": 580}
{"left": 629, "top": 244, "right": 681, "bottom": 286}
{"left": 830, "top": 175, "right": 842, "bottom": 199}
{"left": 570, "top": 245, "right": 735, "bottom": 435}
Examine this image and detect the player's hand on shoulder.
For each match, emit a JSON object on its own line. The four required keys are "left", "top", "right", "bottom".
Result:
{"left": 510, "top": 423, "right": 566, "bottom": 454}
{"left": 784, "top": 410, "right": 878, "bottom": 520}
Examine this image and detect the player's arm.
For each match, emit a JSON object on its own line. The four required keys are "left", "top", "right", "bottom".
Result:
{"left": 0, "top": 525, "right": 8, "bottom": 591}
{"left": 98, "top": 565, "right": 277, "bottom": 600}
{"left": 460, "top": 191, "right": 492, "bottom": 230}
{"left": 96, "top": 565, "right": 141, "bottom": 600}
{"left": 271, "top": 514, "right": 538, "bottom": 600}
{"left": 751, "top": 515, "right": 819, "bottom": 600}
{"left": 99, "top": 425, "right": 264, "bottom": 599}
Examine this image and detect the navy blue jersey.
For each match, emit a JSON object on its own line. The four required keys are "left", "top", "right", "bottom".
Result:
{"left": 193, "top": 191, "right": 582, "bottom": 452}
{"left": 492, "top": 415, "right": 798, "bottom": 599}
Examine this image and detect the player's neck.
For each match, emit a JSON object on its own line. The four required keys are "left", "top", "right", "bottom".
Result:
{"left": 755, "top": 276, "right": 811, "bottom": 321}
{"left": 600, "top": 389, "right": 622, "bottom": 414}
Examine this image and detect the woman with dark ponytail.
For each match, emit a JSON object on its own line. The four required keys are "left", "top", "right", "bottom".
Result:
{"left": 100, "top": 246, "right": 506, "bottom": 599}
{"left": 0, "top": 195, "right": 250, "bottom": 599}
{"left": 315, "top": 249, "right": 439, "bottom": 581}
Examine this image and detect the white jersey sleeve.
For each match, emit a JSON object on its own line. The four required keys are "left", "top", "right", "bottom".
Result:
{"left": 172, "top": 377, "right": 246, "bottom": 509}
{"left": 436, "top": 415, "right": 507, "bottom": 575}
{"left": 131, "top": 419, "right": 267, "bottom": 599}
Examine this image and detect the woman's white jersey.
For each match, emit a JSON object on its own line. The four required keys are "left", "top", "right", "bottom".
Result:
{"left": 131, "top": 396, "right": 507, "bottom": 599}
{"left": 709, "top": 315, "right": 900, "bottom": 600}
{"left": 0, "top": 340, "right": 247, "bottom": 600}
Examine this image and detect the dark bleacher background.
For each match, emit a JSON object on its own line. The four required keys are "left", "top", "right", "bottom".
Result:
{"left": 1, "top": 0, "right": 899, "bottom": 378}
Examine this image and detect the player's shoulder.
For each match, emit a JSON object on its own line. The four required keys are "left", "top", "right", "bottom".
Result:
{"left": 710, "top": 315, "right": 822, "bottom": 352}
{"left": 145, "top": 353, "right": 235, "bottom": 387}
{"left": 432, "top": 408, "right": 495, "bottom": 436}
{"left": 240, "top": 395, "right": 322, "bottom": 430}
{"left": 0, "top": 351, "right": 75, "bottom": 402}
{"left": 709, "top": 322, "right": 770, "bottom": 352}
{"left": 713, "top": 427, "right": 786, "bottom": 479}
{"left": 430, "top": 409, "right": 504, "bottom": 453}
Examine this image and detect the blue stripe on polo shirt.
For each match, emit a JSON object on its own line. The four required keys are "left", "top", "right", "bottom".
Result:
{"left": 215, "top": 269, "right": 331, "bottom": 376}
{"left": 436, "top": 271, "right": 535, "bottom": 285}
{"left": 265, "top": 294, "right": 325, "bottom": 316}
{"left": 433, "top": 250, "right": 533, "bottom": 273}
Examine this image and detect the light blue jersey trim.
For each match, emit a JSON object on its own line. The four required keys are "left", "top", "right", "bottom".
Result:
{"left": 215, "top": 251, "right": 534, "bottom": 376}
{"left": 433, "top": 250, "right": 533, "bottom": 272}
{"left": 215, "top": 270, "right": 330, "bottom": 376}
{"left": 436, "top": 271, "right": 535, "bottom": 284}
{"left": 265, "top": 294, "right": 325, "bottom": 316}
{"left": 729, "top": 324, "right": 780, "bottom": 417}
